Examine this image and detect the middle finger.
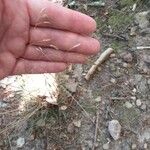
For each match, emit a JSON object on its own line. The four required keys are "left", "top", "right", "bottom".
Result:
{"left": 29, "top": 27, "right": 100, "bottom": 55}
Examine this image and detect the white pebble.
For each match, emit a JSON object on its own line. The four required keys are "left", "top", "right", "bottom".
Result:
{"left": 0, "top": 101, "right": 8, "bottom": 108}
{"left": 132, "top": 3, "right": 137, "bottom": 11}
{"left": 123, "top": 62, "right": 128, "bottom": 68}
{"left": 144, "top": 143, "right": 147, "bottom": 149}
{"left": 141, "top": 104, "right": 147, "bottom": 110}
{"left": 95, "top": 96, "right": 102, "bottom": 102}
{"left": 60, "top": 105, "right": 67, "bottom": 110}
{"left": 132, "top": 88, "right": 137, "bottom": 93}
{"left": 73, "top": 120, "right": 81, "bottom": 128}
{"left": 125, "top": 101, "right": 133, "bottom": 108}
{"left": 110, "top": 53, "right": 116, "bottom": 58}
{"left": 136, "top": 99, "right": 142, "bottom": 106}
{"left": 131, "top": 144, "right": 137, "bottom": 149}
{"left": 108, "top": 120, "right": 121, "bottom": 140}
{"left": 16, "top": 137, "right": 25, "bottom": 148}
{"left": 103, "top": 142, "right": 109, "bottom": 149}
{"left": 110, "top": 78, "right": 116, "bottom": 83}
{"left": 131, "top": 96, "right": 136, "bottom": 100}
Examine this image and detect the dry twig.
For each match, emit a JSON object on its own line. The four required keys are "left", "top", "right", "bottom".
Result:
{"left": 136, "top": 46, "right": 150, "bottom": 50}
{"left": 92, "top": 110, "right": 100, "bottom": 150}
{"left": 85, "top": 48, "right": 114, "bottom": 80}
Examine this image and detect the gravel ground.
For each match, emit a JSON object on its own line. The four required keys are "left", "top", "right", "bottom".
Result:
{"left": 0, "top": 0, "right": 149, "bottom": 150}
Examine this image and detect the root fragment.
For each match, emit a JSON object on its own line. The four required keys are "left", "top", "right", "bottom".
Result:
{"left": 136, "top": 46, "right": 150, "bottom": 50}
{"left": 85, "top": 48, "right": 114, "bottom": 80}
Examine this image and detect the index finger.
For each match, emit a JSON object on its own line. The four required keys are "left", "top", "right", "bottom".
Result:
{"left": 27, "top": 0, "right": 96, "bottom": 34}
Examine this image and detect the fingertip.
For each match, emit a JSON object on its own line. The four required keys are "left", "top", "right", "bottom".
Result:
{"left": 88, "top": 38, "right": 100, "bottom": 55}
{"left": 88, "top": 17, "right": 97, "bottom": 33}
{"left": 80, "top": 15, "right": 97, "bottom": 34}
{"left": 57, "top": 63, "right": 68, "bottom": 72}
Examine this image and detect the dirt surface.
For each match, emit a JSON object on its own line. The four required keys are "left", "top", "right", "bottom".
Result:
{"left": 0, "top": 0, "right": 150, "bottom": 150}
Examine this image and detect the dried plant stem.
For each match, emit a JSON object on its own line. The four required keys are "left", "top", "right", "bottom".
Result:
{"left": 85, "top": 48, "right": 114, "bottom": 80}
{"left": 136, "top": 46, "right": 150, "bottom": 50}
{"left": 92, "top": 110, "right": 100, "bottom": 150}
{"left": 0, "top": 106, "right": 42, "bottom": 135}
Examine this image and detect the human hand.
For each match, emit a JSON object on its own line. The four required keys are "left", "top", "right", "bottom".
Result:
{"left": 0, "top": 0, "right": 100, "bottom": 79}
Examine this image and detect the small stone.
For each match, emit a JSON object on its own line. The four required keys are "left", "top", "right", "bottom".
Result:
{"left": 141, "top": 104, "right": 147, "bottom": 110}
{"left": 110, "top": 78, "right": 116, "bottom": 84}
{"left": 97, "top": 67, "right": 102, "bottom": 71}
{"left": 120, "top": 52, "right": 133, "bottom": 63}
{"left": 36, "top": 118, "right": 45, "bottom": 127}
{"left": 16, "top": 137, "right": 25, "bottom": 148}
{"left": 131, "top": 144, "right": 137, "bottom": 149}
{"left": 108, "top": 120, "right": 121, "bottom": 140}
{"left": 125, "top": 101, "right": 133, "bottom": 108}
{"left": 65, "top": 79, "right": 78, "bottom": 93}
{"left": 135, "top": 11, "right": 150, "bottom": 29}
{"left": 136, "top": 99, "right": 142, "bottom": 107}
{"left": 144, "top": 143, "right": 147, "bottom": 149}
{"left": 110, "top": 53, "right": 116, "bottom": 58}
{"left": 131, "top": 96, "right": 136, "bottom": 100}
{"left": 132, "top": 88, "right": 137, "bottom": 93}
{"left": 73, "top": 120, "right": 81, "bottom": 128}
{"left": 86, "top": 140, "right": 93, "bottom": 148}
{"left": 60, "top": 105, "right": 67, "bottom": 110}
{"left": 123, "top": 62, "right": 128, "bottom": 68}
{"left": 132, "top": 3, "right": 137, "bottom": 11}
{"left": 67, "top": 123, "right": 75, "bottom": 133}
{"left": 130, "top": 27, "right": 137, "bottom": 36}
{"left": 103, "top": 142, "right": 109, "bottom": 149}
{"left": 73, "top": 64, "right": 83, "bottom": 81}
{"left": 95, "top": 96, "right": 101, "bottom": 102}
{"left": 29, "top": 134, "right": 35, "bottom": 141}
{"left": 0, "top": 101, "right": 8, "bottom": 108}
{"left": 63, "top": 75, "right": 69, "bottom": 81}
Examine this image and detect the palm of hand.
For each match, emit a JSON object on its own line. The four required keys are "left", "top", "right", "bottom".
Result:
{"left": 0, "top": 0, "right": 29, "bottom": 79}
{"left": 0, "top": 0, "right": 100, "bottom": 80}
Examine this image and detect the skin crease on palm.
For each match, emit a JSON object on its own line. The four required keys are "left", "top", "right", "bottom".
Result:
{"left": 0, "top": 0, "right": 100, "bottom": 80}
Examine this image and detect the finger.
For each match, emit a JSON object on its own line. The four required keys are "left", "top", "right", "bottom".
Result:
{"left": 29, "top": 28, "right": 100, "bottom": 55}
{"left": 27, "top": 0, "right": 96, "bottom": 34}
{"left": 12, "top": 59, "right": 67, "bottom": 75}
{"left": 23, "top": 46, "right": 87, "bottom": 63}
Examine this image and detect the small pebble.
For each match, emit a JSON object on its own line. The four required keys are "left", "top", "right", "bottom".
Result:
{"left": 67, "top": 123, "right": 75, "bottom": 133}
{"left": 132, "top": 88, "right": 137, "bottom": 93}
{"left": 0, "top": 101, "right": 8, "bottom": 108}
{"left": 141, "top": 104, "right": 147, "bottom": 110}
{"left": 131, "top": 96, "right": 136, "bottom": 100}
{"left": 132, "top": 3, "right": 137, "bottom": 11}
{"left": 130, "top": 27, "right": 137, "bottom": 36}
{"left": 110, "top": 78, "right": 116, "bottom": 84}
{"left": 131, "top": 144, "right": 137, "bottom": 149}
{"left": 120, "top": 52, "right": 133, "bottom": 63}
{"left": 108, "top": 120, "right": 121, "bottom": 140}
{"left": 73, "top": 120, "right": 81, "bottom": 128}
{"left": 103, "top": 142, "right": 109, "bottom": 150}
{"left": 65, "top": 79, "right": 78, "bottom": 93}
{"left": 63, "top": 75, "right": 69, "bottom": 80}
{"left": 95, "top": 96, "right": 101, "bottom": 102}
{"left": 125, "top": 101, "right": 133, "bottom": 108}
{"left": 136, "top": 99, "right": 142, "bottom": 106}
{"left": 97, "top": 67, "right": 102, "bottom": 71}
{"left": 123, "top": 62, "right": 128, "bottom": 68}
{"left": 110, "top": 53, "right": 116, "bottom": 58}
{"left": 144, "top": 143, "right": 147, "bottom": 149}
{"left": 60, "top": 105, "right": 67, "bottom": 110}
{"left": 16, "top": 137, "right": 25, "bottom": 148}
